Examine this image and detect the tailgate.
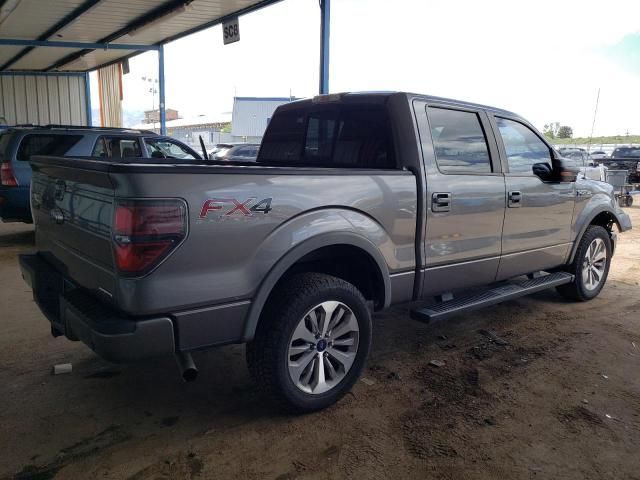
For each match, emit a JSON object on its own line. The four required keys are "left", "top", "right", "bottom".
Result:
{"left": 30, "top": 156, "right": 118, "bottom": 303}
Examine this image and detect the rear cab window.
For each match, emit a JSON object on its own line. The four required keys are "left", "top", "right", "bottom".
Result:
{"left": 258, "top": 103, "right": 396, "bottom": 169}
{"left": 16, "top": 134, "right": 82, "bottom": 161}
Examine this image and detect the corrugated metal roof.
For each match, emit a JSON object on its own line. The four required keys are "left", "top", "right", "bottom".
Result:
{"left": 231, "top": 97, "right": 294, "bottom": 137}
{"left": 0, "top": 0, "right": 282, "bottom": 72}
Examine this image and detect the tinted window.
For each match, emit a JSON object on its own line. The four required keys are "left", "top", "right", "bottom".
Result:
{"left": 17, "top": 134, "right": 82, "bottom": 161}
{"left": 145, "top": 138, "right": 196, "bottom": 160}
{"left": 427, "top": 107, "right": 492, "bottom": 173}
{"left": 93, "top": 137, "right": 142, "bottom": 158}
{"left": 259, "top": 112, "right": 306, "bottom": 162}
{"left": 258, "top": 105, "right": 395, "bottom": 169}
{"left": 496, "top": 118, "right": 551, "bottom": 174}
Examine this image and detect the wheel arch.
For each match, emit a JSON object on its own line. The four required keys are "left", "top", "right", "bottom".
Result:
{"left": 569, "top": 208, "right": 620, "bottom": 263}
{"left": 241, "top": 232, "right": 391, "bottom": 342}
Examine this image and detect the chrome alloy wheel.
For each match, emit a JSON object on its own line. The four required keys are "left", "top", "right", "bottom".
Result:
{"left": 582, "top": 237, "right": 607, "bottom": 291}
{"left": 287, "top": 301, "right": 360, "bottom": 394}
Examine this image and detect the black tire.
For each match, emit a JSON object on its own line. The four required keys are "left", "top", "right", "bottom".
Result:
{"left": 246, "top": 273, "right": 372, "bottom": 413}
{"left": 556, "top": 225, "right": 612, "bottom": 301}
{"left": 626, "top": 195, "right": 634, "bottom": 208}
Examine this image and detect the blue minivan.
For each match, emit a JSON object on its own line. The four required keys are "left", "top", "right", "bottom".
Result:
{"left": 0, "top": 126, "right": 201, "bottom": 222}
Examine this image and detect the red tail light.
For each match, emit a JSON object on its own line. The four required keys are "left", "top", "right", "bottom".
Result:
{"left": 1, "top": 162, "right": 18, "bottom": 186}
{"left": 112, "top": 199, "right": 187, "bottom": 275}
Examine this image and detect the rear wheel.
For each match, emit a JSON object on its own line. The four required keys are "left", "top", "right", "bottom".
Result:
{"left": 246, "top": 273, "right": 372, "bottom": 412}
{"left": 557, "top": 225, "right": 611, "bottom": 301}
{"left": 625, "top": 195, "right": 634, "bottom": 208}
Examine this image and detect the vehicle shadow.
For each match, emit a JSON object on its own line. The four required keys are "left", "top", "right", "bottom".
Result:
{"left": 0, "top": 226, "right": 34, "bottom": 247}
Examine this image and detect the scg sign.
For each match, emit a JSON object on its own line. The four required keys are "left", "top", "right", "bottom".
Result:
{"left": 223, "top": 18, "right": 240, "bottom": 45}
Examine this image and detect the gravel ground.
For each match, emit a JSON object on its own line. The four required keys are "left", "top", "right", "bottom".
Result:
{"left": 1, "top": 207, "right": 639, "bottom": 480}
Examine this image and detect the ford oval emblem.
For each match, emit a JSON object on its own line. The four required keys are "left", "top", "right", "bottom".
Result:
{"left": 50, "top": 208, "right": 65, "bottom": 224}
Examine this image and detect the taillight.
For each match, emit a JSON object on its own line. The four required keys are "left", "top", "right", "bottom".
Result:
{"left": 1, "top": 162, "right": 18, "bottom": 186}
{"left": 112, "top": 199, "right": 187, "bottom": 276}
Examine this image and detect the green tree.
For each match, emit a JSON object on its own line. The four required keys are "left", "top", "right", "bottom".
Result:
{"left": 543, "top": 122, "right": 560, "bottom": 139}
{"left": 557, "top": 126, "right": 573, "bottom": 139}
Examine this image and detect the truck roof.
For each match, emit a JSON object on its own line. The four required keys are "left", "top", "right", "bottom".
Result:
{"left": 281, "top": 91, "right": 519, "bottom": 118}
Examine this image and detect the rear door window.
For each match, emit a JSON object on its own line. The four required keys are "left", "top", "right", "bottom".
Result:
{"left": 93, "top": 137, "right": 142, "bottom": 158}
{"left": 258, "top": 105, "right": 396, "bottom": 169}
{"left": 16, "top": 134, "right": 82, "bottom": 161}
{"left": 427, "top": 107, "right": 492, "bottom": 174}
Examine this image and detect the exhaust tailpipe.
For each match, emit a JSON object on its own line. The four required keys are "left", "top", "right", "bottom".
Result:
{"left": 176, "top": 352, "right": 198, "bottom": 382}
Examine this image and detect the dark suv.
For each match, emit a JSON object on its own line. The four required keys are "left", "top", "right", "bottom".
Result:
{"left": 0, "top": 125, "right": 201, "bottom": 222}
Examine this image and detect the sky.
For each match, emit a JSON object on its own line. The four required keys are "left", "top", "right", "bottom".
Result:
{"left": 98, "top": 0, "right": 640, "bottom": 137}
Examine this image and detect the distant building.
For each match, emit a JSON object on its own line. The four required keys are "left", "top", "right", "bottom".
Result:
{"left": 231, "top": 97, "right": 296, "bottom": 143}
{"left": 132, "top": 113, "right": 232, "bottom": 149}
{"left": 144, "top": 108, "right": 179, "bottom": 124}
{"left": 133, "top": 97, "right": 297, "bottom": 150}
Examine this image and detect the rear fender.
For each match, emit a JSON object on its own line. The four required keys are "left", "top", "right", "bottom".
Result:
{"left": 241, "top": 209, "right": 393, "bottom": 341}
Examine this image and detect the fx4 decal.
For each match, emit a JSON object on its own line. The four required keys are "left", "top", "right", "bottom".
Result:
{"left": 199, "top": 197, "right": 273, "bottom": 218}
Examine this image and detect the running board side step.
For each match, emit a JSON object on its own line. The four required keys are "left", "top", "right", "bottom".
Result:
{"left": 410, "top": 271, "right": 574, "bottom": 323}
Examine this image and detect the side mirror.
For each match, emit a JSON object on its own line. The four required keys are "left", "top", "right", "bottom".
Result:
{"left": 532, "top": 162, "right": 553, "bottom": 180}
{"left": 551, "top": 154, "right": 579, "bottom": 182}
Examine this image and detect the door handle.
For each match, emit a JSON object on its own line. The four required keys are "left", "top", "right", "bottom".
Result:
{"left": 508, "top": 190, "right": 522, "bottom": 208}
{"left": 432, "top": 192, "right": 451, "bottom": 212}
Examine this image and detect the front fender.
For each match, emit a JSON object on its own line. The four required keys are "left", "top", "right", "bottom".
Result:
{"left": 569, "top": 198, "right": 632, "bottom": 262}
{"left": 241, "top": 208, "right": 396, "bottom": 341}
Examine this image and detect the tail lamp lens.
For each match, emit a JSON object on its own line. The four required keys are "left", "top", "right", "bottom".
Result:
{"left": 1, "top": 162, "right": 18, "bottom": 186}
{"left": 113, "top": 199, "right": 186, "bottom": 275}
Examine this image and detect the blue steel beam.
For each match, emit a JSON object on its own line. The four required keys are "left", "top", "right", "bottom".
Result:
{"left": 84, "top": 72, "right": 93, "bottom": 126}
{"left": 319, "top": 0, "right": 330, "bottom": 94}
{"left": 158, "top": 45, "right": 166, "bottom": 135}
{"left": 0, "top": 39, "right": 159, "bottom": 51}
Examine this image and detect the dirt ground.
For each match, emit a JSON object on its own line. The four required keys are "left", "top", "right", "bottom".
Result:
{"left": 1, "top": 207, "right": 639, "bottom": 480}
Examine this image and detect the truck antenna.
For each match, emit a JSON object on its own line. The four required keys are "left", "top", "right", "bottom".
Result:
{"left": 587, "top": 88, "right": 600, "bottom": 154}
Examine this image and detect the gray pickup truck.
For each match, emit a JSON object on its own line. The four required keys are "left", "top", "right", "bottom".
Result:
{"left": 20, "top": 92, "right": 632, "bottom": 412}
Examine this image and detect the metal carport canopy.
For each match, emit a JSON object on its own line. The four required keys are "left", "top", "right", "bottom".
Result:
{"left": 0, "top": 0, "right": 331, "bottom": 133}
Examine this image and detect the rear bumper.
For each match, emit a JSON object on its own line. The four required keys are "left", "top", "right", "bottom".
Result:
{"left": 19, "top": 253, "right": 175, "bottom": 363}
{"left": 0, "top": 185, "right": 32, "bottom": 222}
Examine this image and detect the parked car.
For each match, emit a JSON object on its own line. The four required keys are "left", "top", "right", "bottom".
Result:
{"left": 561, "top": 149, "right": 606, "bottom": 182}
{"left": 0, "top": 125, "right": 200, "bottom": 222}
{"left": 209, "top": 143, "right": 260, "bottom": 162}
{"left": 20, "top": 92, "right": 631, "bottom": 412}
{"left": 601, "top": 146, "right": 640, "bottom": 183}
{"left": 589, "top": 150, "right": 608, "bottom": 160}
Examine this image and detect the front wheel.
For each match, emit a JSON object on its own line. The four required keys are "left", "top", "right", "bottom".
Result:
{"left": 246, "top": 273, "right": 372, "bottom": 412}
{"left": 557, "top": 225, "right": 612, "bottom": 301}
